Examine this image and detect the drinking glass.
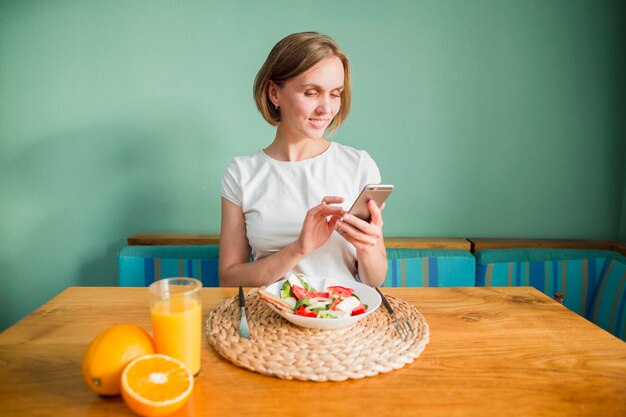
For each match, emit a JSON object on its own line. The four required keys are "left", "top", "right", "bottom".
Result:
{"left": 149, "top": 277, "right": 202, "bottom": 375}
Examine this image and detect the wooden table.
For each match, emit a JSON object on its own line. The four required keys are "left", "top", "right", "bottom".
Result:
{"left": 1, "top": 286, "right": 625, "bottom": 417}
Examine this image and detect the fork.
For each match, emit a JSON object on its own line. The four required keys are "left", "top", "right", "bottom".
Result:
{"left": 375, "top": 287, "right": 414, "bottom": 341}
{"left": 238, "top": 286, "right": 250, "bottom": 340}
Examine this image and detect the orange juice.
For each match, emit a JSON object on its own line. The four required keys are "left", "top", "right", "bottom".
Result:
{"left": 150, "top": 297, "right": 201, "bottom": 375}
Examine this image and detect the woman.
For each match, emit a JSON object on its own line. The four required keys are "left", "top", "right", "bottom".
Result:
{"left": 219, "top": 32, "right": 387, "bottom": 287}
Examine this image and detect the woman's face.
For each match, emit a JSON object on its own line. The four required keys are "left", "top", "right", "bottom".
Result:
{"left": 270, "top": 56, "right": 344, "bottom": 141}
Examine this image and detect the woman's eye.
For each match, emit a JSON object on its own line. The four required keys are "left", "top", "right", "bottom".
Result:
{"left": 304, "top": 91, "right": 317, "bottom": 97}
{"left": 331, "top": 93, "right": 341, "bottom": 98}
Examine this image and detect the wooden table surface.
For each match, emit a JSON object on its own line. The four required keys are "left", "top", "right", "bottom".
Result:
{"left": 1, "top": 286, "right": 625, "bottom": 417}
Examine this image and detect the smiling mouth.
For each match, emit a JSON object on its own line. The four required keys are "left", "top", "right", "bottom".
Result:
{"left": 309, "top": 118, "right": 329, "bottom": 129}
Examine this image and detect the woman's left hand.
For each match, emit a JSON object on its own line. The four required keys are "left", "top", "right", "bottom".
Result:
{"left": 336, "top": 199, "right": 385, "bottom": 252}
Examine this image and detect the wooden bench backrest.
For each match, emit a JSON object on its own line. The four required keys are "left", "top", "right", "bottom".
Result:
{"left": 126, "top": 233, "right": 626, "bottom": 255}
{"left": 127, "top": 233, "right": 471, "bottom": 250}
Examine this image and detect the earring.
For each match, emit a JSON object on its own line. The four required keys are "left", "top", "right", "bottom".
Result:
{"left": 274, "top": 104, "right": 279, "bottom": 110}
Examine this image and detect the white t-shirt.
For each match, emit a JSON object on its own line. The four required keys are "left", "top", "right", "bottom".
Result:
{"left": 221, "top": 142, "right": 381, "bottom": 281}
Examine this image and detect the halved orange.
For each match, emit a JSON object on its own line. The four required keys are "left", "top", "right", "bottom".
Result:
{"left": 121, "top": 354, "right": 194, "bottom": 417}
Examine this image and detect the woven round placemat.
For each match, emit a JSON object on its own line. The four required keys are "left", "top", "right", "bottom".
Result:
{"left": 206, "top": 288, "right": 429, "bottom": 381}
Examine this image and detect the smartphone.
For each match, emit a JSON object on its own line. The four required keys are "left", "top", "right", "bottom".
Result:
{"left": 345, "top": 184, "right": 394, "bottom": 223}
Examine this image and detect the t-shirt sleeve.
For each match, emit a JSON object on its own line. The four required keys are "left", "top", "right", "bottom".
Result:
{"left": 221, "top": 160, "right": 242, "bottom": 207}
{"left": 359, "top": 151, "right": 382, "bottom": 188}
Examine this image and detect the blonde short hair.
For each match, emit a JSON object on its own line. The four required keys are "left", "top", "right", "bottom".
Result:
{"left": 253, "top": 32, "right": 351, "bottom": 135}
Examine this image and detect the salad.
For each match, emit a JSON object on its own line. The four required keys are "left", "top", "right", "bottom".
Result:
{"left": 278, "top": 274, "right": 367, "bottom": 319}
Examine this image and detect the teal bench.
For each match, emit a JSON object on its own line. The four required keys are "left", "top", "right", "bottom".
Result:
{"left": 384, "top": 248, "right": 475, "bottom": 287}
{"left": 118, "top": 245, "right": 219, "bottom": 287}
{"left": 118, "top": 245, "right": 476, "bottom": 288}
{"left": 474, "top": 248, "right": 616, "bottom": 318}
{"left": 118, "top": 235, "right": 474, "bottom": 288}
{"left": 469, "top": 237, "right": 626, "bottom": 340}
{"left": 589, "top": 255, "right": 626, "bottom": 340}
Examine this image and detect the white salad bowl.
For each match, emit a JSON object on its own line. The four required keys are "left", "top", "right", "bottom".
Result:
{"left": 263, "top": 276, "right": 381, "bottom": 330}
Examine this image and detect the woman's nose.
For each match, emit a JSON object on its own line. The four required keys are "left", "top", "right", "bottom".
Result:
{"left": 316, "top": 96, "right": 331, "bottom": 114}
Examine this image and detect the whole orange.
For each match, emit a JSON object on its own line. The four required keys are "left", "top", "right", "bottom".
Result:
{"left": 82, "top": 324, "right": 155, "bottom": 395}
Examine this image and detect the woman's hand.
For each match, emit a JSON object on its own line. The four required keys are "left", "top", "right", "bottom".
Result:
{"left": 336, "top": 199, "right": 385, "bottom": 252}
{"left": 337, "top": 199, "right": 387, "bottom": 286}
{"left": 296, "top": 196, "right": 346, "bottom": 256}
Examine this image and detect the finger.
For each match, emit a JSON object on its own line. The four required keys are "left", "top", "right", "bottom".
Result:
{"left": 340, "top": 212, "right": 383, "bottom": 240}
{"left": 339, "top": 225, "right": 379, "bottom": 252}
{"left": 319, "top": 205, "right": 346, "bottom": 217}
{"left": 321, "top": 196, "right": 345, "bottom": 205}
{"left": 336, "top": 217, "right": 379, "bottom": 245}
{"left": 308, "top": 196, "right": 346, "bottom": 217}
{"left": 340, "top": 229, "right": 377, "bottom": 252}
{"left": 368, "top": 199, "right": 384, "bottom": 226}
{"left": 341, "top": 212, "right": 369, "bottom": 230}
{"left": 366, "top": 199, "right": 386, "bottom": 210}
{"left": 308, "top": 202, "right": 345, "bottom": 217}
{"left": 327, "top": 214, "right": 343, "bottom": 229}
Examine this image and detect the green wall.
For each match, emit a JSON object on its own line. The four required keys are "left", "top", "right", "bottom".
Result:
{"left": 1, "top": 0, "right": 624, "bottom": 331}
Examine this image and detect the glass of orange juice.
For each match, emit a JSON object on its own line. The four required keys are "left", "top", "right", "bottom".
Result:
{"left": 149, "top": 277, "right": 202, "bottom": 376}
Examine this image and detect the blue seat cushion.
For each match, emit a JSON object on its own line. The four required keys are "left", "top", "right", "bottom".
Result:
{"left": 475, "top": 248, "right": 617, "bottom": 317}
{"left": 118, "top": 245, "right": 220, "bottom": 287}
{"left": 590, "top": 255, "right": 626, "bottom": 340}
{"left": 384, "top": 249, "right": 475, "bottom": 287}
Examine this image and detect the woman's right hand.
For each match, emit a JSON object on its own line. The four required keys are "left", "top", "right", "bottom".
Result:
{"left": 296, "top": 196, "right": 346, "bottom": 256}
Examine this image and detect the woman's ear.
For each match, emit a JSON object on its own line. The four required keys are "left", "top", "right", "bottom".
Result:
{"left": 268, "top": 80, "right": 280, "bottom": 108}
